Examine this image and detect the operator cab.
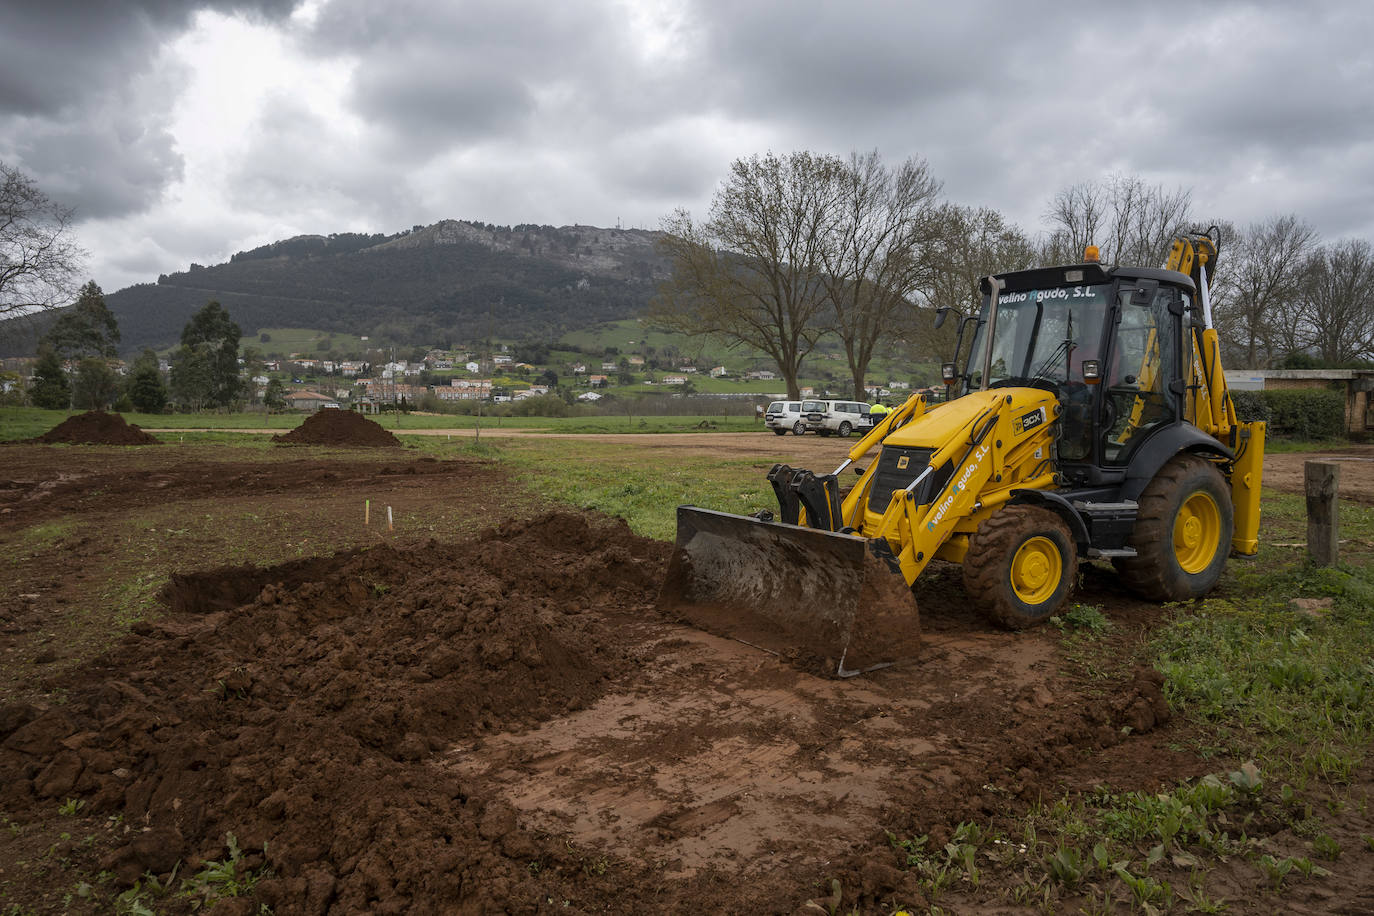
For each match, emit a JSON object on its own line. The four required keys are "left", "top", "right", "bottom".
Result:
{"left": 943, "top": 260, "right": 1195, "bottom": 486}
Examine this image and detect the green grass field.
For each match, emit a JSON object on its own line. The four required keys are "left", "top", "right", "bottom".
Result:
{"left": 0, "top": 406, "right": 768, "bottom": 441}
{"left": 240, "top": 327, "right": 372, "bottom": 358}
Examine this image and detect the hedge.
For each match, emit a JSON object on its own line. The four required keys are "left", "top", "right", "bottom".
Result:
{"left": 1231, "top": 388, "right": 1345, "bottom": 440}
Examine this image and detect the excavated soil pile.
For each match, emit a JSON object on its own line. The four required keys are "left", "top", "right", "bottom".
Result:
{"left": 272, "top": 408, "right": 401, "bottom": 447}
{"left": 31, "top": 411, "right": 159, "bottom": 445}
{"left": 0, "top": 511, "right": 668, "bottom": 913}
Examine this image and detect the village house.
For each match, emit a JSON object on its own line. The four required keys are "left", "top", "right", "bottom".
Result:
{"left": 663, "top": 376, "right": 687, "bottom": 385}
{"left": 284, "top": 390, "right": 339, "bottom": 411}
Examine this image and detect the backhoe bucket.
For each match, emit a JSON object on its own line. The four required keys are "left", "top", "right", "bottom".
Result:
{"left": 657, "top": 506, "right": 920, "bottom": 678}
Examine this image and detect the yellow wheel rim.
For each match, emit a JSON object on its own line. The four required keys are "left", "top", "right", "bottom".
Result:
{"left": 1010, "top": 536, "right": 1062, "bottom": 605}
{"left": 1174, "top": 491, "right": 1222, "bottom": 574}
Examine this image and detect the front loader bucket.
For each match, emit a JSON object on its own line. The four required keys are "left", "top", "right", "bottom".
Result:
{"left": 657, "top": 506, "right": 920, "bottom": 678}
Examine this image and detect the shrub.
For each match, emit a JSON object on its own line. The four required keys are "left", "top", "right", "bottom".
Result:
{"left": 1257, "top": 389, "right": 1345, "bottom": 440}
{"left": 1230, "top": 390, "right": 1271, "bottom": 425}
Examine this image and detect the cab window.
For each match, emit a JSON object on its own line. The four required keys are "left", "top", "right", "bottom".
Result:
{"left": 1101, "top": 287, "right": 1182, "bottom": 463}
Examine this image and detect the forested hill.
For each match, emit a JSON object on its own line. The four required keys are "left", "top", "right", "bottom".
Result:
{"left": 104, "top": 220, "right": 669, "bottom": 352}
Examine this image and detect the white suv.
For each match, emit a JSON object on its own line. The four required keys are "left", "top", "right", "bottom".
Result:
{"left": 764, "top": 400, "right": 806, "bottom": 435}
{"left": 801, "top": 399, "right": 873, "bottom": 437}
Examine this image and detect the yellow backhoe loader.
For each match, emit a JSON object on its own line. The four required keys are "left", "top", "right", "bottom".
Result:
{"left": 658, "top": 230, "right": 1265, "bottom": 676}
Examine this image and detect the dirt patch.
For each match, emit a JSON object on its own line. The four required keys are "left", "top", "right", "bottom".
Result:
{"left": 30, "top": 411, "right": 160, "bottom": 446}
{"left": 0, "top": 511, "right": 667, "bottom": 912}
{"left": 1263, "top": 444, "right": 1374, "bottom": 504}
{"left": 0, "top": 507, "right": 1203, "bottom": 913}
{"left": 272, "top": 409, "right": 402, "bottom": 447}
{"left": 0, "top": 453, "right": 489, "bottom": 531}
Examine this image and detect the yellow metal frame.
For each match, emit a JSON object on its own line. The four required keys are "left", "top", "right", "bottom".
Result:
{"left": 1167, "top": 232, "right": 1265, "bottom": 556}
{"left": 829, "top": 388, "right": 1060, "bottom": 588}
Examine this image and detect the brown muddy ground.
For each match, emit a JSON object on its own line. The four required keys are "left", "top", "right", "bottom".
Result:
{"left": 31, "top": 411, "right": 160, "bottom": 446}
{"left": 0, "top": 435, "right": 1371, "bottom": 913}
{"left": 271, "top": 409, "right": 402, "bottom": 448}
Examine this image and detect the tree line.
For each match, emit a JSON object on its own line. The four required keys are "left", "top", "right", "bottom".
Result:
{"left": 26, "top": 283, "right": 244, "bottom": 414}
{"left": 654, "top": 153, "right": 1374, "bottom": 399}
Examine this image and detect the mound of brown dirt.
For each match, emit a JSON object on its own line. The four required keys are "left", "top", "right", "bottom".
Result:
{"left": 0, "top": 511, "right": 667, "bottom": 912}
{"left": 32, "top": 411, "right": 159, "bottom": 445}
{"left": 272, "top": 408, "right": 401, "bottom": 447}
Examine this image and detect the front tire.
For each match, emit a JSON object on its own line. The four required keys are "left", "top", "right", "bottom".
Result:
{"left": 1114, "top": 455, "right": 1233, "bottom": 601}
{"left": 963, "top": 506, "right": 1077, "bottom": 629}
{"left": 838, "top": 421, "right": 853, "bottom": 438}
{"left": 792, "top": 421, "right": 805, "bottom": 436}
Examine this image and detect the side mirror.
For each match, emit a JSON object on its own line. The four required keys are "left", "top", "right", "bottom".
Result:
{"left": 934, "top": 307, "right": 951, "bottom": 330}
{"left": 941, "top": 362, "right": 957, "bottom": 383}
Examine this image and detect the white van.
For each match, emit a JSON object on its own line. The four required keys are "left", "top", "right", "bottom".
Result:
{"left": 800, "top": 399, "right": 873, "bottom": 437}
{"left": 764, "top": 400, "right": 805, "bottom": 435}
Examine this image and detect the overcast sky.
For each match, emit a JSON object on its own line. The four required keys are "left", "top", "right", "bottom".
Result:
{"left": 3, "top": 0, "right": 1372, "bottom": 294}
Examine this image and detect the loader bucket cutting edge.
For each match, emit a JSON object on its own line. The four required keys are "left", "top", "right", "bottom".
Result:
{"left": 657, "top": 506, "right": 920, "bottom": 678}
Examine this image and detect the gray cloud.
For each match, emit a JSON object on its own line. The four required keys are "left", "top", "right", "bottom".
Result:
{"left": 0, "top": 1, "right": 298, "bottom": 220}
{"left": 10, "top": 0, "right": 1374, "bottom": 292}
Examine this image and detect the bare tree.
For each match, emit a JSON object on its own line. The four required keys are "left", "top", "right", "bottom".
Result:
{"left": 820, "top": 151, "right": 944, "bottom": 399}
{"left": 1, "top": 162, "right": 84, "bottom": 324}
{"left": 1301, "top": 238, "right": 1374, "bottom": 365}
{"left": 1043, "top": 174, "right": 1192, "bottom": 267}
{"left": 919, "top": 205, "right": 1036, "bottom": 364}
{"left": 1214, "top": 214, "right": 1319, "bottom": 367}
{"left": 653, "top": 152, "right": 845, "bottom": 398}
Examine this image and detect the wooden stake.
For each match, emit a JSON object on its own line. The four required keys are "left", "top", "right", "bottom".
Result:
{"left": 365, "top": 499, "right": 370, "bottom": 526}
{"left": 387, "top": 506, "right": 394, "bottom": 532}
{"left": 1305, "top": 460, "right": 1339, "bottom": 566}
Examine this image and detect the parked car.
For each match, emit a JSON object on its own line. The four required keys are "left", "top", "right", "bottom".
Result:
{"left": 764, "top": 400, "right": 806, "bottom": 435}
{"left": 800, "top": 399, "right": 874, "bottom": 437}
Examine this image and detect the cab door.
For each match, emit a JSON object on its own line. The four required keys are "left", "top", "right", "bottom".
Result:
{"left": 1100, "top": 283, "right": 1185, "bottom": 464}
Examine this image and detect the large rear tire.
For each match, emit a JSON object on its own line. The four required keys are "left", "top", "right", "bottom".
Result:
{"left": 963, "top": 506, "right": 1077, "bottom": 629}
{"left": 1114, "top": 455, "right": 1232, "bottom": 601}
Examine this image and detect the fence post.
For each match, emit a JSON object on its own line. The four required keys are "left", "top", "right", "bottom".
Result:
{"left": 1304, "top": 460, "right": 1340, "bottom": 566}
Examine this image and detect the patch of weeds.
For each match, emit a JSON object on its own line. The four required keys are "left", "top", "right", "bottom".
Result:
{"left": 57, "top": 798, "right": 85, "bottom": 817}
{"left": 115, "top": 870, "right": 173, "bottom": 916}
{"left": 1311, "top": 833, "right": 1341, "bottom": 861}
{"left": 1112, "top": 862, "right": 1172, "bottom": 910}
{"left": 181, "top": 832, "right": 268, "bottom": 906}
{"left": 1053, "top": 602, "right": 1112, "bottom": 634}
{"left": 1152, "top": 550, "right": 1374, "bottom": 783}
{"left": 889, "top": 822, "right": 988, "bottom": 896}
{"left": 1255, "top": 853, "right": 1329, "bottom": 889}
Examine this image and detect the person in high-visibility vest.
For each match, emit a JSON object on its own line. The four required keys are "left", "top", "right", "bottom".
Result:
{"left": 869, "top": 402, "right": 891, "bottom": 417}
